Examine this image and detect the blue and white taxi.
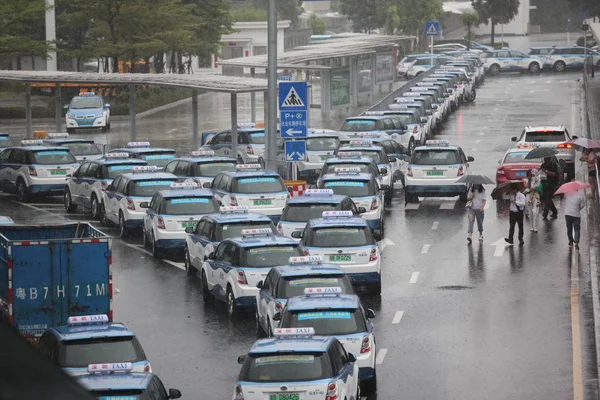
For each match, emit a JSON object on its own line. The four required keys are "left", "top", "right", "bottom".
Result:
{"left": 546, "top": 46, "right": 600, "bottom": 72}
{"left": 278, "top": 131, "right": 340, "bottom": 182}
{"left": 163, "top": 150, "right": 237, "bottom": 187}
{"left": 339, "top": 115, "right": 409, "bottom": 148}
{"left": 141, "top": 182, "right": 220, "bottom": 257}
{"left": 317, "top": 154, "right": 381, "bottom": 185}
{"left": 409, "top": 86, "right": 450, "bottom": 122}
{"left": 110, "top": 141, "right": 177, "bottom": 170}
{"left": 0, "top": 139, "right": 79, "bottom": 202}
{"left": 64, "top": 152, "right": 147, "bottom": 219}
{"left": 389, "top": 101, "right": 433, "bottom": 138}
{"left": 184, "top": 206, "right": 276, "bottom": 276}
{"left": 295, "top": 211, "right": 382, "bottom": 293}
{"left": 201, "top": 229, "right": 305, "bottom": 316}
{"left": 256, "top": 256, "right": 354, "bottom": 336}
{"left": 64, "top": 92, "right": 110, "bottom": 133}
{"left": 202, "top": 123, "right": 266, "bottom": 165}
{"left": 405, "top": 140, "right": 474, "bottom": 203}
{"left": 41, "top": 132, "right": 104, "bottom": 162}
{"left": 38, "top": 314, "right": 151, "bottom": 376}
{"left": 277, "top": 189, "right": 363, "bottom": 239}
{"left": 209, "top": 164, "right": 289, "bottom": 223}
{"left": 398, "top": 92, "right": 442, "bottom": 132}
{"left": 234, "top": 328, "right": 360, "bottom": 400}
{"left": 100, "top": 166, "right": 178, "bottom": 237}
{"left": 274, "top": 290, "right": 377, "bottom": 393}
{"left": 482, "top": 49, "right": 543, "bottom": 75}
{"left": 364, "top": 110, "right": 426, "bottom": 151}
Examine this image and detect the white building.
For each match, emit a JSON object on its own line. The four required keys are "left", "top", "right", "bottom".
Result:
{"left": 442, "top": 0, "right": 532, "bottom": 36}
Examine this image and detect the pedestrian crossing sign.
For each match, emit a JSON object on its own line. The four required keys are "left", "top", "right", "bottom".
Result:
{"left": 425, "top": 21, "right": 440, "bottom": 36}
{"left": 281, "top": 86, "right": 305, "bottom": 107}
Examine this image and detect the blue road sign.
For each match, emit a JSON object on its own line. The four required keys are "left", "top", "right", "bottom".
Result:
{"left": 425, "top": 21, "right": 440, "bottom": 37}
{"left": 279, "top": 81, "right": 308, "bottom": 110}
{"left": 285, "top": 141, "right": 306, "bottom": 162}
{"left": 280, "top": 110, "right": 307, "bottom": 138}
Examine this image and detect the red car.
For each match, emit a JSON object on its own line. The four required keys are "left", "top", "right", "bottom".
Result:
{"left": 496, "top": 147, "right": 542, "bottom": 185}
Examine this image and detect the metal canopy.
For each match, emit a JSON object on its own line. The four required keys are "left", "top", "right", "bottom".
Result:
{"left": 0, "top": 70, "right": 269, "bottom": 93}
{"left": 218, "top": 33, "right": 415, "bottom": 69}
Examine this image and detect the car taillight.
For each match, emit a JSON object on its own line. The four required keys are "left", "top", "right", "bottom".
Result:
{"left": 237, "top": 270, "right": 248, "bottom": 285}
{"left": 126, "top": 198, "right": 135, "bottom": 210}
{"left": 28, "top": 166, "right": 37, "bottom": 177}
{"left": 277, "top": 223, "right": 283, "bottom": 235}
{"left": 275, "top": 301, "right": 282, "bottom": 311}
{"left": 369, "top": 247, "right": 378, "bottom": 262}
{"left": 246, "top": 145, "right": 254, "bottom": 155}
{"left": 144, "top": 363, "right": 151, "bottom": 373}
{"left": 101, "top": 181, "right": 108, "bottom": 191}
{"left": 192, "top": 178, "right": 202, "bottom": 185}
{"left": 370, "top": 197, "right": 379, "bottom": 211}
{"left": 157, "top": 216, "right": 165, "bottom": 229}
{"left": 412, "top": 126, "right": 419, "bottom": 134}
{"left": 407, "top": 166, "right": 413, "bottom": 177}
{"left": 326, "top": 382, "right": 338, "bottom": 400}
{"left": 286, "top": 193, "right": 291, "bottom": 201}
{"left": 361, "top": 335, "right": 372, "bottom": 353}
{"left": 497, "top": 167, "right": 505, "bottom": 175}
{"left": 234, "top": 384, "right": 245, "bottom": 400}
{"left": 230, "top": 195, "right": 238, "bottom": 206}
{"left": 302, "top": 248, "right": 310, "bottom": 256}
{"left": 557, "top": 143, "right": 572, "bottom": 149}
{"left": 457, "top": 165, "right": 465, "bottom": 177}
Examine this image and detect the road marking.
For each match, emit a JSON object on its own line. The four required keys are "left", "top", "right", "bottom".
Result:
{"left": 439, "top": 201, "right": 455, "bottom": 210}
{"left": 476, "top": 140, "right": 481, "bottom": 143}
{"left": 162, "top": 260, "right": 186, "bottom": 271}
{"left": 409, "top": 272, "right": 419, "bottom": 283}
{"left": 479, "top": 132, "right": 485, "bottom": 135}
{"left": 167, "top": 128, "right": 178, "bottom": 133}
{"left": 376, "top": 348, "right": 388, "bottom": 365}
{"left": 123, "top": 242, "right": 153, "bottom": 256}
{"left": 421, "top": 244, "right": 430, "bottom": 254}
{"left": 29, "top": 203, "right": 63, "bottom": 206}
{"left": 404, "top": 203, "right": 420, "bottom": 210}
{"left": 571, "top": 249, "right": 584, "bottom": 400}
{"left": 392, "top": 311, "right": 404, "bottom": 324}
{"left": 431, "top": 221, "right": 439, "bottom": 230}
{"left": 122, "top": 242, "right": 186, "bottom": 270}
{"left": 491, "top": 238, "right": 510, "bottom": 257}
{"left": 10, "top": 201, "right": 66, "bottom": 217}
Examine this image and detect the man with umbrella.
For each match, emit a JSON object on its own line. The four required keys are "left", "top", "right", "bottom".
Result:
{"left": 540, "top": 156, "right": 559, "bottom": 219}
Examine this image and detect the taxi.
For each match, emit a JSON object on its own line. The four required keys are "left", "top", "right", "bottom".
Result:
{"left": 100, "top": 166, "right": 178, "bottom": 237}
{"left": 405, "top": 140, "right": 474, "bottom": 203}
{"left": 0, "top": 139, "right": 79, "bottom": 202}
{"left": 140, "top": 182, "right": 220, "bottom": 257}
{"left": 277, "top": 189, "right": 364, "bottom": 239}
{"left": 64, "top": 152, "right": 147, "bottom": 219}
{"left": 408, "top": 86, "right": 450, "bottom": 122}
{"left": 389, "top": 100, "right": 433, "bottom": 138}
{"left": 317, "top": 171, "right": 384, "bottom": 237}
{"left": 202, "top": 123, "right": 266, "bottom": 165}
{"left": 76, "top": 364, "right": 181, "bottom": 399}
{"left": 273, "top": 289, "right": 377, "bottom": 393}
{"left": 398, "top": 92, "right": 442, "bottom": 132}
{"left": 0, "top": 132, "right": 10, "bottom": 148}
{"left": 208, "top": 164, "right": 289, "bottom": 223}
{"left": 338, "top": 115, "right": 409, "bottom": 148}
{"left": 278, "top": 131, "right": 340, "bottom": 182}
{"left": 162, "top": 150, "right": 237, "bottom": 187}
{"left": 201, "top": 229, "right": 305, "bottom": 316}
{"left": 482, "top": 49, "right": 543, "bottom": 75}
{"left": 545, "top": 46, "right": 600, "bottom": 72}
{"left": 41, "top": 132, "right": 104, "bottom": 162}
{"left": 294, "top": 211, "right": 381, "bottom": 293}
{"left": 64, "top": 92, "right": 110, "bottom": 133}
{"left": 234, "top": 328, "right": 360, "bottom": 400}
{"left": 184, "top": 206, "right": 276, "bottom": 276}
{"left": 38, "top": 314, "right": 151, "bottom": 376}
{"left": 317, "top": 153, "right": 381, "bottom": 185}
{"left": 110, "top": 142, "right": 176, "bottom": 170}
{"left": 256, "top": 256, "right": 354, "bottom": 336}
{"left": 364, "top": 110, "right": 426, "bottom": 152}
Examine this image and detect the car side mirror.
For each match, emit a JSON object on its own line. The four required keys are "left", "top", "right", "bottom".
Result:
{"left": 291, "top": 231, "right": 303, "bottom": 239}
{"left": 347, "top": 353, "right": 357, "bottom": 363}
{"left": 510, "top": 136, "right": 517, "bottom": 142}
{"left": 388, "top": 157, "right": 397, "bottom": 162}
{"left": 237, "top": 355, "right": 246, "bottom": 364}
{"left": 207, "top": 251, "right": 215, "bottom": 260}
{"left": 168, "top": 389, "right": 182, "bottom": 399}
{"left": 185, "top": 227, "right": 194, "bottom": 234}
{"left": 63, "top": 105, "right": 69, "bottom": 109}
{"left": 104, "top": 103, "right": 111, "bottom": 108}
{"left": 202, "top": 182, "right": 211, "bottom": 188}
{"left": 273, "top": 312, "right": 281, "bottom": 321}
{"left": 358, "top": 207, "right": 367, "bottom": 214}
{"left": 256, "top": 281, "right": 263, "bottom": 289}
{"left": 572, "top": 135, "right": 579, "bottom": 139}
{"left": 367, "top": 308, "right": 376, "bottom": 319}
{"left": 380, "top": 167, "right": 388, "bottom": 174}
{"left": 467, "top": 156, "right": 474, "bottom": 162}
{"left": 139, "top": 201, "right": 149, "bottom": 208}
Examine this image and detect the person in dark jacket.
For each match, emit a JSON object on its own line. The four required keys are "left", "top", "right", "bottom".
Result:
{"left": 540, "top": 156, "right": 558, "bottom": 219}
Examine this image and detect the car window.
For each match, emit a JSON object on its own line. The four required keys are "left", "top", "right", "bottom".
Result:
{"left": 322, "top": 179, "right": 376, "bottom": 197}
{"left": 214, "top": 242, "right": 227, "bottom": 260}
{"left": 281, "top": 203, "right": 341, "bottom": 222}
{"left": 110, "top": 176, "right": 122, "bottom": 192}
{"left": 149, "top": 194, "right": 160, "bottom": 212}
{"left": 241, "top": 245, "right": 303, "bottom": 268}
{"left": 233, "top": 176, "right": 285, "bottom": 194}
{"left": 61, "top": 142, "right": 101, "bottom": 156}
{"left": 306, "top": 137, "right": 339, "bottom": 151}
{"left": 174, "top": 161, "right": 191, "bottom": 176}
{"left": 509, "top": 51, "right": 524, "bottom": 58}
{"left": 382, "top": 119, "right": 395, "bottom": 130}
{"left": 195, "top": 161, "right": 237, "bottom": 177}
{"left": 216, "top": 221, "right": 274, "bottom": 241}
{"left": 221, "top": 175, "right": 233, "bottom": 191}
{"left": 411, "top": 149, "right": 460, "bottom": 165}
{"left": 328, "top": 347, "right": 344, "bottom": 374}
{"left": 115, "top": 177, "right": 128, "bottom": 194}
{"left": 0, "top": 149, "right": 11, "bottom": 162}
{"left": 70, "top": 97, "right": 103, "bottom": 109}
{"left": 76, "top": 163, "right": 90, "bottom": 177}
{"left": 9, "top": 149, "right": 27, "bottom": 164}
{"left": 247, "top": 131, "right": 266, "bottom": 144}
{"left": 202, "top": 221, "right": 216, "bottom": 239}
{"left": 159, "top": 196, "right": 219, "bottom": 215}
{"left": 129, "top": 179, "right": 176, "bottom": 196}
{"left": 341, "top": 119, "right": 376, "bottom": 132}
{"left": 32, "top": 150, "right": 77, "bottom": 165}
{"left": 57, "top": 337, "right": 146, "bottom": 368}
{"left": 239, "top": 353, "right": 333, "bottom": 382}
{"left": 306, "top": 226, "right": 373, "bottom": 247}
{"left": 524, "top": 130, "right": 567, "bottom": 142}
{"left": 163, "top": 161, "right": 179, "bottom": 174}
{"left": 495, "top": 51, "right": 510, "bottom": 58}
{"left": 86, "top": 163, "right": 101, "bottom": 178}
{"left": 211, "top": 174, "right": 224, "bottom": 189}
{"left": 194, "top": 220, "right": 206, "bottom": 235}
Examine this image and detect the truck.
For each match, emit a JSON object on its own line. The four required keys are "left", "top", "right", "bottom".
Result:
{"left": 0, "top": 222, "right": 112, "bottom": 338}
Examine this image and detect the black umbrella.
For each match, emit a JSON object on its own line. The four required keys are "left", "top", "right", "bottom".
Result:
{"left": 491, "top": 181, "right": 516, "bottom": 200}
{"left": 523, "top": 147, "right": 558, "bottom": 160}
{"left": 457, "top": 174, "right": 495, "bottom": 185}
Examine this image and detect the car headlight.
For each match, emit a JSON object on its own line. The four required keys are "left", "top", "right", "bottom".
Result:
{"left": 95, "top": 113, "right": 104, "bottom": 118}
{"left": 67, "top": 114, "right": 74, "bottom": 118}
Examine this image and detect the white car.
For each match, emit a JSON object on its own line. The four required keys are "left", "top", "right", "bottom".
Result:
{"left": 405, "top": 140, "right": 474, "bottom": 203}
{"left": 42, "top": 133, "right": 104, "bottom": 162}
{"left": 482, "top": 49, "right": 543, "bottom": 75}
{"left": 64, "top": 93, "right": 110, "bottom": 133}
{"left": 202, "top": 123, "right": 265, "bottom": 165}
{"left": 364, "top": 110, "right": 426, "bottom": 148}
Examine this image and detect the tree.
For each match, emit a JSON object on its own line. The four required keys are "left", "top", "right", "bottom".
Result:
{"left": 393, "top": 0, "right": 444, "bottom": 42}
{"left": 56, "top": 0, "right": 98, "bottom": 71}
{"left": 309, "top": 14, "right": 327, "bottom": 35}
{"left": 567, "top": 0, "right": 600, "bottom": 18}
{"left": 461, "top": 12, "right": 479, "bottom": 49}
{"left": 248, "top": 0, "right": 303, "bottom": 27}
{"left": 340, "top": 0, "right": 387, "bottom": 33}
{"left": 472, "top": 0, "right": 520, "bottom": 45}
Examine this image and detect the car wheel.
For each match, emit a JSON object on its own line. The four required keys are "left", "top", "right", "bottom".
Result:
{"left": 528, "top": 62, "right": 540, "bottom": 73}
{"left": 118, "top": 212, "right": 128, "bottom": 238}
{"left": 489, "top": 64, "right": 501, "bottom": 75}
{"left": 554, "top": 60, "right": 566, "bottom": 72}
{"left": 15, "top": 179, "right": 29, "bottom": 203}
{"left": 184, "top": 246, "right": 194, "bottom": 276}
{"left": 64, "top": 189, "right": 77, "bottom": 213}
{"left": 201, "top": 271, "right": 213, "bottom": 302}
{"left": 256, "top": 310, "right": 267, "bottom": 338}
{"left": 90, "top": 195, "right": 100, "bottom": 219}
{"left": 149, "top": 231, "right": 159, "bottom": 258}
{"left": 363, "top": 370, "right": 378, "bottom": 394}
{"left": 227, "top": 287, "right": 238, "bottom": 317}
{"left": 102, "top": 125, "right": 108, "bottom": 133}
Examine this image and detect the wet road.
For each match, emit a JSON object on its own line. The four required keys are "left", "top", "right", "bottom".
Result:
{"left": 1, "top": 70, "right": 598, "bottom": 399}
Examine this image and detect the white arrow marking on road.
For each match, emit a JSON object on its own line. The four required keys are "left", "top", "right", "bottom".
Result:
{"left": 491, "top": 238, "right": 512, "bottom": 257}
{"left": 376, "top": 348, "right": 388, "bottom": 365}
{"left": 409, "top": 272, "right": 420, "bottom": 283}
{"left": 285, "top": 128, "right": 303, "bottom": 136}
{"left": 392, "top": 311, "right": 404, "bottom": 324}
{"left": 421, "top": 244, "right": 430, "bottom": 254}
{"left": 431, "top": 221, "right": 439, "bottom": 230}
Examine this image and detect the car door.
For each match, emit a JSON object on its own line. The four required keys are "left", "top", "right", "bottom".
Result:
{"left": 257, "top": 269, "right": 275, "bottom": 326}
{"left": 144, "top": 193, "right": 160, "bottom": 236}
{"left": 80, "top": 162, "right": 100, "bottom": 208}
{"left": 211, "top": 242, "right": 232, "bottom": 297}
{"left": 70, "top": 163, "right": 89, "bottom": 204}
{"left": 5, "top": 149, "right": 25, "bottom": 189}
{"left": 494, "top": 51, "right": 511, "bottom": 70}
{"left": 107, "top": 176, "right": 127, "bottom": 223}
{"left": 0, "top": 149, "right": 13, "bottom": 190}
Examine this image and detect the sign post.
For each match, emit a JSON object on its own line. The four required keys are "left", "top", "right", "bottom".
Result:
{"left": 425, "top": 21, "right": 441, "bottom": 68}
{"left": 278, "top": 81, "right": 308, "bottom": 178}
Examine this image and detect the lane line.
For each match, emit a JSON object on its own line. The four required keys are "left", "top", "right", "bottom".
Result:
{"left": 392, "top": 311, "right": 404, "bottom": 325}
{"left": 409, "top": 272, "right": 419, "bottom": 283}
{"left": 376, "top": 348, "right": 388, "bottom": 365}
{"left": 476, "top": 140, "right": 481, "bottom": 143}
{"left": 123, "top": 242, "right": 152, "bottom": 257}
{"left": 571, "top": 249, "right": 584, "bottom": 400}
{"left": 11, "top": 201, "right": 66, "bottom": 217}
{"left": 162, "top": 260, "right": 186, "bottom": 271}
{"left": 431, "top": 221, "right": 439, "bottom": 230}
{"left": 404, "top": 203, "right": 420, "bottom": 210}
{"left": 439, "top": 201, "right": 456, "bottom": 210}
{"left": 420, "top": 244, "right": 430, "bottom": 254}
{"left": 121, "top": 242, "right": 186, "bottom": 271}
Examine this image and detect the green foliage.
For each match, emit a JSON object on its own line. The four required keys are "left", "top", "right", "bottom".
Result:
{"left": 340, "top": 0, "right": 387, "bottom": 33}
{"left": 461, "top": 12, "right": 480, "bottom": 46}
{"left": 0, "top": 0, "right": 53, "bottom": 59}
{"left": 567, "top": 0, "right": 600, "bottom": 18}
{"left": 309, "top": 14, "right": 327, "bottom": 35}
{"left": 471, "top": 0, "right": 520, "bottom": 44}
{"left": 394, "top": 0, "right": 444, "bottom": 37}
{"left": 230, "top": 4, "right": 269, "bottom": 22}
{"left": 247, "top": 0, "right": 303, "bottom": 27}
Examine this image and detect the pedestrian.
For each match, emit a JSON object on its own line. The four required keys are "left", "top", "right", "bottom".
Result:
{"left": 466, "top": 184, "right": 486, "bottom": 244}
{"left": 563, "top": 190, "right": 585, "bottom": 249}
{"left": 540, "top": 156, "right": 559, "bottom": 219}
{"left": 581, "top": 149, "right": 597, "bottom": 198}
{"left": 524, "top": 169, "right": 541, "bottom": 232}
{"left": 505, "top": 183, "right": 526, "bottom": 245}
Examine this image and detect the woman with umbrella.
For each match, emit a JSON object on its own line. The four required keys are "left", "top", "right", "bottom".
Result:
{"left": 571, "top": 138, "right": 600, "bottom": 200}
{"left": 555, "top": 181, "right": 588, "bottom": 248}
{"left": 458, "top": 175, "right": 493, "bottom": 244}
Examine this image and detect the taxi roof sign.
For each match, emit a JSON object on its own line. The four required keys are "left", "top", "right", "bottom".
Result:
{"left": 88, "top": 362, "right": 133, "bottom": 374}
{"left": 236, "top": 164, "right": 262, "bottom": 170}
{"left": 170, "top": 181, "right": 198, "bottom": 189}
{"left": 21, "top": 139, "right": 44, "bottom": 146}
{"left": 127, "top": 141, "right": 151, "bottom": 148}
{"left": 191, "top": 150, "right": 216, "bottom": 157}
{"left": 304, "top": 189, "right": 334, "bottom": 196}
{"left": 105, "top": 152, "right": 130, "bottom": 159}
{"left": 348, "top": 140, "right": 373, "bottom": 146}
{"left": 350, "top": 132, "right": 381, "bottom": 137}
{"left": 304, "top": 287, "right": 343, "bottom": 295}
{"left": 274, "top": 327, "right": 315, "bottom": 339}
{"left": 336, "top": 151, "right": 362, "bottom": 159}
{"left": 363, "top": 111, "right": 385, "bottom": 116}
{"left": 67, "top": 314, "right": 109, "bottom": 325}
{"left": 132, "top": 165, "right": 160, "bottom": 173}
{"left": 322, "top": 210, "right": 353, "bottom": 218}
{"left": 237, "top": 122, "right": 256, "bottom": 128}
{"left": 425, "top": 140, "right": 450, "bottom": 146}
{"left": 334, "top": 167, "right": 361, "bottom": 174}
{"left": 289, "top": 255, "right": 323, "bottom": 264}
{"left": 241, "top": 228, "right": 273, "bottom": 237}
{"left": 220, "top": 206, "right": 249, "bottom": 213}
{"left": 47, "top": 132, "right": 70, "bottom": 138}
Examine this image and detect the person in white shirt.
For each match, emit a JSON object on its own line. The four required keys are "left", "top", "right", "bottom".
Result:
{"left": 524, "top": 169, "right": 541, "bottom": 232}
{"left": 505, "top": 183, "right": 526, "bottom": 245}
{"left": 466, "top": 184, "right": 486, "bottom": 244}
{"left": 563, "top": 190, "right": 586, "bottom": 249}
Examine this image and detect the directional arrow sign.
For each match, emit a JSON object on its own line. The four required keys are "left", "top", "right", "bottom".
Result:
{"left": 490, "top": 238, "right": 512, "bottom": 257}
{"left": 285, "top": 128, "right": 303, "bottom": 137}
{"left": 284, "top": 141, "right": 306, "bottom": 162}
{"left": 279, "top": 110, "right": 307, "bottom": 138}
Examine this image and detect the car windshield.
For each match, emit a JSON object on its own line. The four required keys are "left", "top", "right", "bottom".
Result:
{"left": 323, "top": 180, "right": 375, "bottom": 197}
{"left": 142, "top": 152, "right": 176, "bottom": 168}
{"left": 337, "top": 150, "right": 383, "bottom": 164}
{"left": 0, "top": 136, "right": 11, "bottom": 148}
{"left": 240, "top": 353, "right": 332, "bottom": 382}
{"left": 248, "top": 132, "right": 266, "bottom": 144}
{"left": 503, "top": 151, "right": 534, "bottom": 163}
{"left": 217, "top": 221, "right": 275, "bottom": 241}
{"left": 341, "top": 119, "right": 376, "bottom": 131}
{"left": 411, "top": 149, "right": 460, "bottom": 165}
{"left": 324, "top": 163, "right": 371, "bottom": 175}
{"left": 62, "top": 142, "right": 102, "bottom": 156}
{"left": 106, "top": 163, "right": 145, "bottom": 179}
{"left": 387, "top": 113, "right": 416, "bottom": 124}
{"left": 70, "top": 97, "right": 103, "bottom": 109}
{"left": 32, "top": 150, "right": 77, "bottom": 165}
{"left": 196, "top": 161, "right": 237, "bottom": 177}
{"left": 242, "top": 245, "right": 303, "bottom": 268}
{"left": 414, "top": 59, "right": 433, "bottom": 66}
{"left": 285, "top": 309, "right": 367, "bottom": 335}
{"left": 233, "top": 177, "right": 285, "bottom": 194}
{"left": 306, "top": 137, "right": 339, "bottom": 151}
{"left": 160, "top": 197, "right": 219, "bottom": 215}
{"left": 306, "top": 227, "right": 372, "bottom": 247}
{"left": 524, "top": 131, "right": 567, "bottom": 142}
{"left": 281, "top": 203, "right": 341, "bottom": 222}
{"left": 129, "top": 179, "right": 177, "bottom": 196}
{"left": 58, "top": 337, "right": 145, "bottom": 368}
{"left": 280, "top": 275, "right": 354, "bottom": 298}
